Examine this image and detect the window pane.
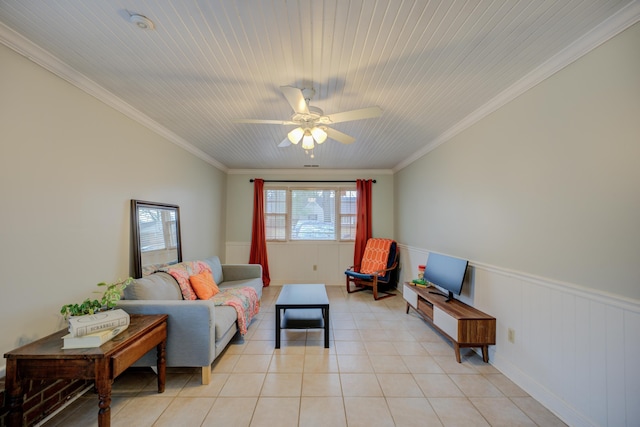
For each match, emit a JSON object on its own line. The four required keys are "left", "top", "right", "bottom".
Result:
{"left": 341, "top": 190, "right": 357, "bottom": 214}
{"left": 339, "top": 190, "right": 357, "bottom": 240}
{"left": 291, "top": 189, "right": 335, "bottom": 240}
{"left": 266, "top": 189, "right": 287, "bottom": 213}
{"left": 340, "top": 215, "right": 356, "bottom": 240}
{"left": 266, "top": 214, "right": 286, "bottom": 240}
{"left": 265, "top": 189, "right": 287, "bottom": 240}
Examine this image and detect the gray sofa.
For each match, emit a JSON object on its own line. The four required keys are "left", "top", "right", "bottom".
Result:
{"left": 116, "top": 256, "right": 263, "bottom": 384}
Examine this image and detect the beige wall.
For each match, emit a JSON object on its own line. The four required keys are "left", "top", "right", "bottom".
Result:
{"left": 0, "top": 44, "right": 226, "bottom": 372}
{"left": 396, "top": 22, "right": 640, "bottom": 300}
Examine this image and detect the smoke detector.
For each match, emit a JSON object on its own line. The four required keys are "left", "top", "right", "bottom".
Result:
{"left": 129, "top": 14, "right": 155, "bottom": 30}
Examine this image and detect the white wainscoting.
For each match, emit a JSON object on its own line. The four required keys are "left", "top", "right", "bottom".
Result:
{"left": 225, "top": 241, "right": 354, "bottom": 286}
{"left": 398, "top": 244, "right": 640, "bottom": 427}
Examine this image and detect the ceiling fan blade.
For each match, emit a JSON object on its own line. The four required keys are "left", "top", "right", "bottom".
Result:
{"left": 278, "top": 137, "right": 292, "bottom": 148}
{"left": 325, "top": 106, "right": 382, "bottom": 124}
{"left": 233, "top": 119, "right": 298, "bottom": 125}
{"left": 280, "top": 86, "right": 309, "bottom": 115}
{"left": 325, "top": 127, "right": 356, "bottom": 145}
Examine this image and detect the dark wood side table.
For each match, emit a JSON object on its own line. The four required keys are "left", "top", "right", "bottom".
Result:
{"left": 4, "top": 314, "right": 168, "bottom": 427}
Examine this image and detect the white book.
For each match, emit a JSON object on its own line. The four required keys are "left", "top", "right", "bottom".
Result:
{"left": 62, "top": 324, "right": 129, "bottom": 349}
{"left": 67, "top": 309, "right": 130, "bottom": 337}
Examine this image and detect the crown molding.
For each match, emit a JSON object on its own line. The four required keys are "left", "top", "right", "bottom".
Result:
{"left": 393, "top": 1, "right": 640, "bottom": 173}
{"left": 0, "top": 22, "right": 228, "bottom": 173}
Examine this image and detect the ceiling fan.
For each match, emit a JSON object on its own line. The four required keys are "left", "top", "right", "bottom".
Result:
{"left": 234, "top": 86, "right": 382, "bottom": 151}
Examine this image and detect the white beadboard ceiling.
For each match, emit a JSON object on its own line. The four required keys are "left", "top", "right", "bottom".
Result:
{"left": 1, "top": 1, "right": 638, "bottom": 171}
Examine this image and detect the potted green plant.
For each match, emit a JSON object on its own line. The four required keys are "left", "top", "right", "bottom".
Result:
{"left": 60, "top": 277, "right": 133, "bottom": 319}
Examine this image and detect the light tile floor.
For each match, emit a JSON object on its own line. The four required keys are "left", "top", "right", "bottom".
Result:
{"left": 42, "top": 285, "right": 566, "bottom": 427}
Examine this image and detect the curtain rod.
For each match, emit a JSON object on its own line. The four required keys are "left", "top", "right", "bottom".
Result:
{"left": 249, "top": 179, "right": 376, "bottom": 183}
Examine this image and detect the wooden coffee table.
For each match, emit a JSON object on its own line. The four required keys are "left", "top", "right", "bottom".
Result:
{"left": 4, "top": 314, "right": 168, "bottom": 427}
{"left": 275, "top": 284, "right": 330, "bottom": 349}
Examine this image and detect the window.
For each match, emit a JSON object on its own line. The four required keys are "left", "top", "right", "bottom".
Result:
{"left": 265, "top": 189, "right": 287, "bottom": 240}
{"left": 340, "top": 190, "right": 357, "bottom": 240}
{"left": 265, "top": 186, "right": 356, "bottom": 241}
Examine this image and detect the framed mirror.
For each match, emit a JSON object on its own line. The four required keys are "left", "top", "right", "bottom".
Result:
{"left": 131, "top": 200, "right": 182, "bottom": 278}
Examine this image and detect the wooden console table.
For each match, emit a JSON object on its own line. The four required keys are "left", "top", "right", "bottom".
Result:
{"left": 4, "top": 314, "right": 168, "bottom": 427}
{"left": 403, "top": 283, "right": 495, "bottom": 363}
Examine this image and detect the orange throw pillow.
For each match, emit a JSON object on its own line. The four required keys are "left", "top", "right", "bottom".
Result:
{"left": 189, "top": 271, "right": 220, "bottom": 300}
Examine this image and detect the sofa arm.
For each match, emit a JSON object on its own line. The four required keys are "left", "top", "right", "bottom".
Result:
{"left": 222, "top": 264, "right": 262, "bottom": 282}
{"left": 116, "top": 300, "right": 216, "bottom": 367}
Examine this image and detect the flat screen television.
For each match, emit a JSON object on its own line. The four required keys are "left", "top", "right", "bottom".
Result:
{"left": 423, "top": 253, "right": 469, "bottom": 302}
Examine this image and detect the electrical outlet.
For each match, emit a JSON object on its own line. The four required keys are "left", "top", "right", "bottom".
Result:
{"left": 313, "top": 265, "right": 317, "bottom": 271}
{"left": 508, "top": 328, "right": 515, "bottom": 343}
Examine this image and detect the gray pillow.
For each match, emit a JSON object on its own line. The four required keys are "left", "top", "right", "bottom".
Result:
{"left": 123, "top": 272, "right": 182, "bottom": 300}
{"left": 202, "top": 256, "right": 224, "bottom": 284}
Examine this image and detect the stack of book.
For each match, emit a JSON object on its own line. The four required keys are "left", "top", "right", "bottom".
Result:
{"left": 62, "top": 309, "right": 130, "bottom": 349}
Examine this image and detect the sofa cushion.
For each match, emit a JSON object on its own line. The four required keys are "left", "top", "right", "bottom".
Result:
{"left": 123, "top": 273, "right": 182, "bottom": 300}
{"left": 214, "top": 305, "right": 239, "bottom": 341}
{"left": 202, "top": 256, "right": 224, "bottom": 285}
{"left": 219, "top": 278, "right": 263, "bottom": 300}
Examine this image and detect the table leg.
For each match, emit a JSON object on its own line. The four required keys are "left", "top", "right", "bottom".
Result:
{"left": 157, "top": 338, "right": 166, "bottom": 393}
{"left": 275, "top": 306, "right": 281, "bottom": 349}
{"left": 324, "top": 305, "right": 330, "bottom": 348}
{"left": 454, "top": 343, "right": 461, "bottom": 363}
{"left": 95, "top": 359, "right": 112, "bottom": 427}
{"left": 5, "top": 359, "right": 25, "bottom": 427}
{"left": 482, "top": 345, "right": 489, "bottom": 363}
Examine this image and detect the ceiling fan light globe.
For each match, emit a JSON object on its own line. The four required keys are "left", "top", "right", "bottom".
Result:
{"left": 302, "top": 134, "right": 315, "bottom": 150}
{"left": 287, "top": 127, "right": 304, "bottom": 144}
{"left": 311, "top": 127, "right": 327, "bottom": 144}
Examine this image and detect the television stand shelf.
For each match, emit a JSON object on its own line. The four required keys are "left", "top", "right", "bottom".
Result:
{"left": 403, "top": 283, "right": 496, "bottom": 363}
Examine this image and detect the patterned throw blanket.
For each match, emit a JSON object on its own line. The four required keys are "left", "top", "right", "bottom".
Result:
{"left": 212, "top": 287, "right": 260, "bottom": 335}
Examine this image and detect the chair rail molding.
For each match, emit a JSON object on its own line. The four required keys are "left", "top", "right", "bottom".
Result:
{"left": 397, "top": 243, "right": 640, "bottom": 311}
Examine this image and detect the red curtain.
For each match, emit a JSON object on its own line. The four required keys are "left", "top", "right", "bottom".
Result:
{"left": 353, "top": 179, "right": 373, "bottom": 269}
{"left": 249, "top": 179, "right": 270, "bottom": 286}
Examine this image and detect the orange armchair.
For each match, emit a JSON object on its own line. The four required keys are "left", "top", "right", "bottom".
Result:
{"left": 345, "top": 238, "right": 399, "bottom": 300}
